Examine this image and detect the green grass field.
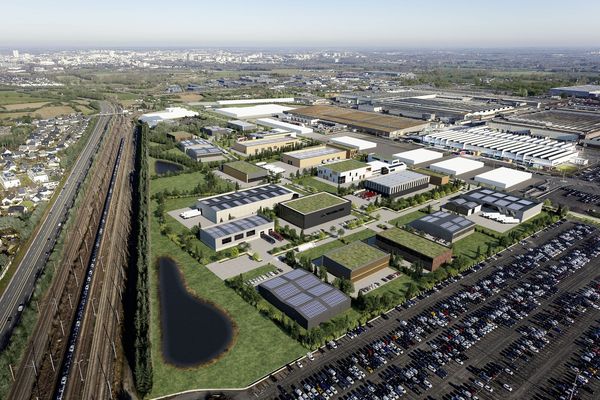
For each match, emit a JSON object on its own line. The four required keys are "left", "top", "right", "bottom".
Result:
{"left": 324, "top": 241, "right": 388, "bottom": 270}
{"left": 150, "top": 170, "right": 232, "bottom": 196}
{"left": 298, "top": 229, "right": 376, "bottom": 261}
{"left": 236, "top": 264, "right": 277, "bottom": 282}
{"left": 377, "top": 228, "right": 450, "bottom": 259}
{"left": 283, "top": 192, "right": 346, "bottom": 214}
{"left": 0, "top": 90, "right": 55, "bottom": 106}
{"left": 388, "top": 210, "right": 427, "bottom": 227}
{"left": 366, "top": 274, "right": 418, "bottom": 298}
{"left": 452, "top": 231, "right": 497, "bottom": 261}
{"left": 293, "top": 176, "right": 338, "bottom": 194}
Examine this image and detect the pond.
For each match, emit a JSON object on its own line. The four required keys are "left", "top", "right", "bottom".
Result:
{"left": 158, "top": 257, "right": 234, "bottom": 366}
{"left": 154, "top": 160, "right": 183, "bottom": 175}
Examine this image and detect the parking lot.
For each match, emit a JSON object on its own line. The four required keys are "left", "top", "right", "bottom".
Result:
{"left": 232, "top": 220, "right": 600, "bottom": 400}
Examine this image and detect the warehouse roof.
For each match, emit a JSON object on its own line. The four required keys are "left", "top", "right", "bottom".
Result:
{"left": 324, "top": 241, "right": 388, "bottom": 271}
{"left": 236, "top": 136, "right": 298, "bottom": 148}
{"left": 198, "top": 184, "right": 293, "bottom": 211}
{"left": 282, "top": 192, "right": 348, "bottom": 214}
{"left": 393, "top": 148, "right": 444, "bottom": 165}
{"left": 410, "top": 211, "right": 475, "bottom": 235}
{"left": 202, "top": 214, "right": 272, "bottom": 240}
{"left": 215, "top": 104, "right": 295, "bottom": 119}
{"left": 285, "top": 145, "right": 344, "bottom": 160}
{"left": 228, "top": 119, "right": 257, "bottom": 128}
{"left": 366, "top": 170, "right": 428, "bottom": 188}
{"left": 224, "top": 160, "right": 267, "bottom": 175}
{"left": 329, "top": 136, "right": 377, "bottom": 151}
{"left": 259, "top": 269, "right": 350, "bottom": 321}
{"left": 256, "top": 118, "right": 313, "bottom": 134}
{"left": 462, "top": 188, "right": 540, "bottom": 212}
{"left": 320, "top": 159, "right": 369, "bottom": 173}
{"left": 377, "top": 228, "right": 450, "bottom": 258}
{"left": 474, "top": 167, "right": 532, "bottom": 189}
{"left": 429, "top": 157, "right": 485, "bottom": 176}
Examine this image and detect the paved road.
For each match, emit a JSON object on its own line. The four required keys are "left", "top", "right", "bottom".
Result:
{"left": 0, "top": 102, "right": 115, "bottom": 347}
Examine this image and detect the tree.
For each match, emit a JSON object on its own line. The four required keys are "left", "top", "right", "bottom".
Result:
{"left": 319, "top": 265, "right": 329, "bottom": 283}
{"left": 285, "top": 250, "right": 296, "bottom": 266}
{"left": 337, "top": 228, "right": 345, "bottom": 238}
{"left": 475, "top": 245, "right": 482, "bottom": 259}
{"left": 334, "top": 277, "right": 354, "bottom": 295}
{"left": 230, "top": 247, "right": 239, "bottom": 258}
{"left": 191, "top": 225, "right": 200, "bottom": 237}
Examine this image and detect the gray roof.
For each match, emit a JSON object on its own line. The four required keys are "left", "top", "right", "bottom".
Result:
{"left": 366, "top": 170, "right": 428, "bottom": 188}
{"left": 461, "top": 188, "right": 539, "bottom": 212}
{"left": 202, "top": 214, "right": 272, "bottom": 240}
{"left": 411, "top": 210, "right": 475, "bottom": 234}
{"left": 198, "top": 184, "right": 293, "bottom": 212}
{"left": 288, "top": 146, "right": 342, "bottom": 160}
{"left": 259, "top": 269, "right": 349, "bottom": 320}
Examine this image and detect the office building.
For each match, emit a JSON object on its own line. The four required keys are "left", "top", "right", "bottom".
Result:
{"left": 278, "top": 192, "right": 351, "bottom": 229}
{"left": 200, "top": 214, "right": 274, "bottom": 251}
{"left": 222, "top": 161, "right": 269, "bottom": 183}
{"left": 282, "top": 145, "right": 347, "bottom": 169}
{"left": 317, "top": 160, "right": 372, "bottom": 184}
{"left": 323, "top": 241, "right": 390, "bottom": 282}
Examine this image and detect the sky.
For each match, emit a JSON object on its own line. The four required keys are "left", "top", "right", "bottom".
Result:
{"left": 1, "top": 0, "right": 599, "bottom": 49}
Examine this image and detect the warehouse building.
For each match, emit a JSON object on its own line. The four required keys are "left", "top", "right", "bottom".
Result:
{"left": 196, "top": 184, "right": 296, "bottom": 223}
{"left": 323, "top": 241, "right": 390, "bottom": 282}
{"left": 278, "top": 192, "right": 351, "bottom": 229}
{"left": 422, "top": 126, "right": 580, "bottom": 168}
{"left": 411, "top": 168, "right": 449, "bottom": 186}
{"left": 286, "top": 105, "right": 429, "bottom": 138}
{"left": 200, "top": 214, "right": 274, "bottom": 251}
{"left": 178, "top": 138, "right": 224, "bottom": 162}
{"left": 216, "top": 97, "right": 295, "bottom": 105}
{"left": 375, "top": 228, "right": 453, "bottom": 271}
{"left": 166, "top": 131, "right": 195, "bottom": 142}
{"left": 429, "top": 157, "right": 485, "bottom": 176}
{"left": 215, "top": 104, "right": 294, "bottom": 119}
{"left": 282, "top": 145, "right": 347, "bottom": 168}
{"left": 409, "top": 211, "right": 475, "bottom": 243}
{"left": 549, "top": 85, "right": 600, "bottom": 99}
{"left": 258, "top": 269, "right": 351, "bottom": 329}
{"left": 460, "top": 188, "right": 542, "bottom": 222}
{"left": 317, "top": 159, "right": 372, "bottom": 184}
{"left": 393, "top": 148, "right": 444, "bottom": 166}
{"left": 201, "top": 126, "right": 232, "bottom": 137}
{"left": 442, "top": 197, "right": 482, "bottom": 216}
{"left": 329, "top": 136, "right": 377, "bottom": 151}
{"left": 364, "top": 170, "right": 430, "bottom": 198}
{"left": 256, "top": 118, "right": 313, "bottom": 135}
{"left": 232, "top": 135, "right": 300, "bottom": 156}
{"left": 222, "top": 160, "right": 269, "bottom": 183}
{"left": 139, "top": 107, "right": 198, "bottom": 128}
{"left": 227, "top": 120, "right": 257, "bottom": 132}
{"left": 474, "top": 167, "right": 532, "bottom": 190}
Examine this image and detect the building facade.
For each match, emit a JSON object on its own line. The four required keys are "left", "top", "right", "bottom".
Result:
{"left": 317, "top": 160, "right": 372, "bottom": 184}
{"left": 281, "top": 145, "right": 347, "bottom": 169}
{"left": 278, "top": 192, "right": 352, "bottom": 229}
{"left": 364, "top": 170, "right": 430, "bottom": 198}
{"left": 200, "top": 215, "right": 274, "bottom": 251}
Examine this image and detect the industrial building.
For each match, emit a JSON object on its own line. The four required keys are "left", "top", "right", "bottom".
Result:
{"left": 474, "top": 167, "right": 532, "bottom": 190}
{"left": 256, "top": 118, "right": 313, "bottom": 135}
{"left": 317, "top": 159, "right": 372, "bottom": 184}
{"left": 139, "top": 107, "right": 198, "bottom": 128}
{"left": 459, "top": 188, "right": 542, "bottom": 222}
{"left": 166, "top": 131, "right": 195, "bottom": 142}
{"left": 196, "top": 184, "right": 296, "bottom": 223}
{"left": 328, "top": 136, "right": 377, "bottom": 151}
{"left": 393, "top": 148, "right": 444, "bottom": 166}
{"left": 489, "top": 109, "right": 600, "bottom": 141}
{"left": 200, "top": 214, "right": 274, "bottom": 251}
{"left": 258, "top": 269, "right": 351, "bottom": 329}
{"left": 422, "top": 126, "right": 579, "bottom": 168}
{"left": 549, "top": 85, "right": 600, "bottom": 99}
{"left": 216, "top": 97, "right": 295, "bottom": 105}
{"left": 375, "top": 228, "right": 453, "bottom": 271}
{"left": 429, "top": 157, "right": 485, "bottom": 176}
{"left": 322, "top": 241, "right": 390, "bottom": 282}
{"left": 364, "top": 170, "right": 430, "bottom": 198}
{"left": 442, "top": 197, "right": 482, "bottom": 216}
{"left": 221, "top": 161, "right": 269, "bottom": 183}
{"left": 227, "top": 120, "right": 257, "bottom": 132}
{"left": 278, "top": 192, "right": 351, "bottom": 229}
{"left": 201, "top": 126, "right": 232, "bottom": 137}
{"left": 409, "top": 211, "right": 475, "bottom": 243}
{"left": 214, "top": 104, "right": 295, "bottom": 119}
{"left": 232, "top": 135, "right": 300, "bottom": 156}
{"left": 286, "top": 105, "right": 429, "bottom": 138}
{"left": 281, "top": 145, "right": 347, "bottom": 168}
{"left": 178, "top": 138, "right": 224, "bottom": 162}
{"left": 411, "top": 168, "right": 450, "bottom": 186}
{"left": 367, "top": 160, "right": 406, "bottom": 176}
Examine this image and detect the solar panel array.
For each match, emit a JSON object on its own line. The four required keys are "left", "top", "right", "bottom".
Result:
{"left": 462, "top": 188, "right": 540, "bottom": 213}
{"left": 198, "top": 184, "right": 292, "bottom": 211}
{"left": 411, "top": 210, "right": 475, "bottom": 235}
{"left": 202, "top": 214, "right": 272, "bottom": 240}
{"left": 258, "top": 268, "right": 350, "bottom": 321}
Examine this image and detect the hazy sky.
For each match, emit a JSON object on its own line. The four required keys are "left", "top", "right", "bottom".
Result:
{"left": 2, "top": 0, "right": 599, "bottom": 48}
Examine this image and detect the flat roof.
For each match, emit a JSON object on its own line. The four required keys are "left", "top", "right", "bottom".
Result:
{"left": 198, "top": 184, "right": 292, "bottom": 212}
{"left": 474, "top": 167, "right": 532, "bottom": 189}
{"left": 446, "top": 197, "right": 480, "bottom": 210}
{"left": 228, "top": 119, "right": 257, "bottom": 128}
{"left": 285, "top": 145, "right": 345, "bottom": 160}
{"left": 329, "top": 136, "right": 377, "bottom": 150}
{"left": 256, "top": 118, "right": 313, "bottom": 134}
{"left": 282, "top": 192, "right": 348, "bottom": 214}
{"left": 377, "top": 228, "right": 450, "bottom": 258}
{"left": 202, "top": 214, "right": 272, "bottom": 240}
{"left": 224, "top": 160, "right": 268, "bottom": 175}
{"left": 324, "top": 241, "right": 388, "bottom": 271}
{"left": 215, "top": 104, "right": 295, "bottom": 119}
{"left": 236, "top": 136, "right": 298, "bottom": 148}
{"left": 462, "top": 188, "right": 540, "bottom": 213}
{"left": 259, "top": 269, "right": 350, "bottom": 321}
{"left": 366, "top": 170, "right": 428, "bottom": 188}
{"left": 320, "top": 159, "right": 369, "bottom": 173}
{"left": 394, "top": 148, "right": 444, "bottom": 164}
{"left": 410, "top": 210, "right": 475, "bottom": 235}
{"left": 429, "top": 157, "right": 485, "bottom": 176}
{"left": 551, "top": 85, "right": 600, "bottom": 93}
{"left": 288, "top": 105, "right": 427, "bottom": 133}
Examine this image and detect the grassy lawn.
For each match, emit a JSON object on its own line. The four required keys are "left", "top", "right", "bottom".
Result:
{"left": 0, "top": 90, "right": 55, "bottom": 106}
{"left": 237, "top": 264, "right": 278, "bottom": 282}
{"left": 324, "top": 241, "right": 388, "bottom": 270}
{"left": 283, "top": 184, "right": 311, "bottom": 196}
{"left": 298, "top": 229, "right": 376, "bottom": 261}
{"left": 377, "top": 228, "right": 450, "bottom": 259}
{"left": 283, "top": 192, "right": 346, "bottom": 214}
{"left": 452, "top": 231, "right": 497, "bottom": 261}
{"left": 389, "top": 210, "right": 427, "bottom": 227}
{"left": 150, "top": 170, "right": 232, "bottom": 196}
{"left": 164, "top": 195, "right": 199, "bottom": 211}
{"left": 366, "top": 274, "right": 418, "bottom": 298}
{"left": 148, "top": 202, "right": 305, "bottom": 397}
{"left": 293, "top": 176, "right": 338, "bottom": 194}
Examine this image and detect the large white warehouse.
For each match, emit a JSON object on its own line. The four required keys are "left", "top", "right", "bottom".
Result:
{"left": 139, "top": 107, "right": 198, "bottom": 128}
{"left": 393, "top": 148, "right": 444, "bottom": 166}
{"left": 214, "top": 104, "right": 295, "bottom": 119}
{"left": 422, "top": 126, "right": 579, "bottom": 168}
{"left": 429, "top": 157, "right": 485, "bottom": 176}
{"left": 256, "top": 118, "right": 313, "bottom": 134}
{"left": 474, "top": 167, "right": 532, "bottom": 190}
{"left": 216, "top": 98, "right": 295, "bottom": 106}
{"left": 329, "top": 136, "right": 377, "bottom": 151}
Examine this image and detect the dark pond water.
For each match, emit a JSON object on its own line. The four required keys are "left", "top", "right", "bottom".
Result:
{"left": 154, "top": 160, "right": 183, "bottom": 175}
{"left": 158, "top": 257, "right": 234, "bottom": 366}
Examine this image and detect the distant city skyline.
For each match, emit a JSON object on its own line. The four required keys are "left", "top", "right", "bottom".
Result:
{"left": 2, "top": 0, "right": 599, "bottom": 48}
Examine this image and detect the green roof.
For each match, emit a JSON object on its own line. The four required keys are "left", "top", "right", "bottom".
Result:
{"left": 225, "top": 160, "right": 266, "bottom": 175}
{"left": 377, "top": 228, "right": 450, "bottom": 258}
{"left": 283, "top": 192, "right": 347, "bottom": 214}
{"left": 324, "top": 241, "right": 389, "bottom": 271}
{"left": 321, "top": 159, "right": 369, "bottom": 173}
{"left": 413, "top": 167, "right": 448, "bottom": 178}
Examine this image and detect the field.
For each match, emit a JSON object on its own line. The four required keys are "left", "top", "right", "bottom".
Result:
{"left": 388, "top": 210, "right": 427, "bottom": 227}
{"left": 293, "top": 176, "right": 338, "bottom": 194}
{"left": 452, "top": 231, "right": 498, "bottom": 261}
{"left": 236, "top": 264, "right": 277, "bottom": 282}
{"left": 283, "top": 192, "right": 346, "bottom": 214}
{"left": 150, "top": 170, "right": 232, "bottom": 196}
{"left": 297, "top": 229, "right": 376, "bottom": 261}
{"left": 323, "top": 241, "right": 388, "bottom": 271}
{"left": 377, "top": 228, "right": 450, "bottom": 258}
{"left": 0, "top": 90, "right": 54, "bottom": 106}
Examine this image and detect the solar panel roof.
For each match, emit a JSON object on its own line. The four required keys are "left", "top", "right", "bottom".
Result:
{"left": 198, "top": 184, "right": 292, "bottom": 211}
{"left": 460, "top": 188, "right": 541, "bottom": 214}
{"left": 410, "top": 210, "right": 475, "bottom": 237}
{"left": 202, "top": 214, "right": 272, "bottom": 240}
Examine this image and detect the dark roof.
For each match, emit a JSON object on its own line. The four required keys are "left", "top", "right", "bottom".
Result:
{"left": 198, "top": 184, "right": 293, "bottom": 212}
{"left": 410, "top": 210, "right": 475, "bottom": 235}
{"left": 462, "top": 188, "right": 540, "bottom": 213}
{"left": 202, "top": 214, "right": 272, "bottom": 240}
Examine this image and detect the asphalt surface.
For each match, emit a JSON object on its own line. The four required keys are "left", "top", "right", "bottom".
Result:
{"left": 0, "top": 102, "right": 115, "bottom": 347}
